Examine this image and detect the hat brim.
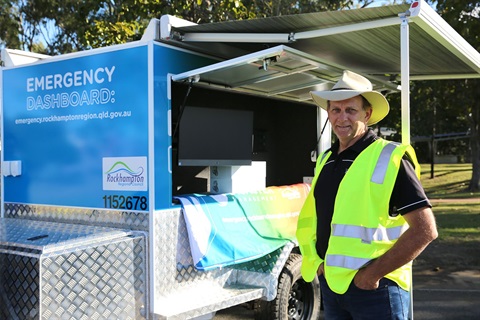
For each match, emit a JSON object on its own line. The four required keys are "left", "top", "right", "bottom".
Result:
{"left": 310, "top": 90, "right": 389, "bottom": 125}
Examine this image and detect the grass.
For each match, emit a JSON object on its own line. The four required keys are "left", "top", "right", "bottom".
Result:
{"left": 420, "top": 163, "right": 479, "bottom": 198}
{"left": 431, "top": 202, "right": 480, "bottom": 241}
{"left": 419, "top": 163, "right": 480, "bottom": 242}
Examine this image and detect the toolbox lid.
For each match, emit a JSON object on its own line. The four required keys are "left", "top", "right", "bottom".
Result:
{"left": 0, "top": 218, "right": 132, "bottom": 254}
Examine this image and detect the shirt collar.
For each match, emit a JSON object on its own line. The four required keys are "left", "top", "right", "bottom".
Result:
{"left": 331, "top": 128, "right": 378, "bottom": 155}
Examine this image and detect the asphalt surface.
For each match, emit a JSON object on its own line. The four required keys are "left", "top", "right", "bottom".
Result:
{"left": 214, "top": 270, "right": 480, "bottom": 319}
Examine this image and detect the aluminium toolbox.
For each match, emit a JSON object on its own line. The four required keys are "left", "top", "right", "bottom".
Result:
{"left": 0, "top": 218, "right": 147, "bottom": 320}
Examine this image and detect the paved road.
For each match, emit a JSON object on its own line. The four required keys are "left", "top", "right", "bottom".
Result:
{"left": 413, "top": 288, "right": 480, "bottom": 319}
{"left": 214, "top": 289, "right": 480, "bottom": 319}
{"left": 214, "top": 272, "right": 480, "bottom": 319}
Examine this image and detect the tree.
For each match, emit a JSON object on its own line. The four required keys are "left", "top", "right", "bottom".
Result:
{"left": 433, "top": 0, "right": 480, "bottom": 190}
{"left": 0, "top": 0, "right": 22, "bottom": 50}
{"left": 0, "top": 0, "right": 377, "bottom": 55}
{"left": 381, "top": 1, "right": 479, "bottom": 190}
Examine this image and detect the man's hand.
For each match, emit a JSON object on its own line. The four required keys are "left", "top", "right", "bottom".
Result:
{"left": 352, "top": 206, "right": 437, "bottom": 290}
{"left": 353, "top": 267, "right": 380, "bottom": 290}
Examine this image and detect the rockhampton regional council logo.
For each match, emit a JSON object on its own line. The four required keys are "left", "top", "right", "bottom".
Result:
{"left": 103, "top": 157, "right": 147, "bottom": 191}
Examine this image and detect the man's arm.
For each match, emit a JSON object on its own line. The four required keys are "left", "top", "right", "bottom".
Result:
{"left": 353, "top": 206, "right": 438, "bottom": 290}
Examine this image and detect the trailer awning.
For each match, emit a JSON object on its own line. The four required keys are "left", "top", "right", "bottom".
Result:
{"left": 165, "top": 0, "right": 480, "bottom": 104}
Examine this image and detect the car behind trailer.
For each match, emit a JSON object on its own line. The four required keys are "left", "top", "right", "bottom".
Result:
{"left": 1, "top": 1, "right": 480, "bottom": 319}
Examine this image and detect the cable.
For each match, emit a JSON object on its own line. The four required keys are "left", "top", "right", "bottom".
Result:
{"left": 310, "top": 118, "right": 330, "bottom": 160}
{"left": 172, "top": 79, "right": 194, "bottom": 140}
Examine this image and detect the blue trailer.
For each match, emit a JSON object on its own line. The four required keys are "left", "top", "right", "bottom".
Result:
{"left": 1, "top": 1, "right": 479, "bottom": 319}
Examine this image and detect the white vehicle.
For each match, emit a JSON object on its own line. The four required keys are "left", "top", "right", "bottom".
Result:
{"left": 1, "top": 1, "right": 479, "bottom": 319}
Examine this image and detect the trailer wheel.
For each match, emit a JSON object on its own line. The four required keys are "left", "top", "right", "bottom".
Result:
{"left": 254, "top": 253, "right": 321, "bottom": 320}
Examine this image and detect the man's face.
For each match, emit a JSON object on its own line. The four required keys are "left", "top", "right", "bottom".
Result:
{"left": 327, "top": 95, "right": 372, "bottom": 147}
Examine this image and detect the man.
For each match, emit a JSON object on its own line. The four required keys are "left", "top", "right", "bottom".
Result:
{"left": 296, "top": 70, "right": 438, "bottom": 319}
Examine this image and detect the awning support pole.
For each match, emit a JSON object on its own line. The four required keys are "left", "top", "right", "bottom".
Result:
{"left": 399, "top": 10, "right": 413, "bottom": 320}
{"left": 400, "top": 11, "right": 411, "bottom": 146}
{"left": 399, "top": 10, "right": 414, "bottom": 320}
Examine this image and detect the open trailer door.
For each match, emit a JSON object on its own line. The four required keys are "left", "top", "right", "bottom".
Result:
{"left": 160, "top": 0, "right": 480, "bottom": 151}
{"left": 170, "top": 44, "right": 398, "bottom": 158}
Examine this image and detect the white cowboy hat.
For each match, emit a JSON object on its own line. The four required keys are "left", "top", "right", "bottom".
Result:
{"left": 310, "top": 70, "right": 389, "bottom": 125}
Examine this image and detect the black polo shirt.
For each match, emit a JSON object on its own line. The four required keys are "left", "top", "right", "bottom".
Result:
{"left": 313, "top": 129, "right": 431, "bottom": 259}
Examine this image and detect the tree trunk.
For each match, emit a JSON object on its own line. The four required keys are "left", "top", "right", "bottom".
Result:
{"left": 468, "top": 93, "right": 480, "bottom": 192}
{"left": 469, "top": 135, "right": 480, "bottom": 191}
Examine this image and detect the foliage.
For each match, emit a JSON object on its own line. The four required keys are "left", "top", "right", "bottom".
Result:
{"left": 1, "top": 1, "right": 169, "bottom": 53}
{"left": 380, "top": 1, "right": 480, "bottom": 190}
{"left": 428, "top": 0, "right": 480, "bottom": 191}
{"left": 0, "top": 0, "right": 377, "bottom": 54}
{"left": 0, "top": 1, "right": 21, "bottom": 50}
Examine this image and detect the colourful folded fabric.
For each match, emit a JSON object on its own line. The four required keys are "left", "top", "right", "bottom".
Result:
{"left": 174, "top": 183, "right": 310, "bottom": 270}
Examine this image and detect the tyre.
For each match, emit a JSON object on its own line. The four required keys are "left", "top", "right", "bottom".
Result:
{"left": 254, "top": 253, "right": 321, "bottom": 320}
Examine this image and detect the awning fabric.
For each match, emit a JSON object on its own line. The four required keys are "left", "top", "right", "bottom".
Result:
{"left": 164, "top": 0, "right": 480, "bottom": 104}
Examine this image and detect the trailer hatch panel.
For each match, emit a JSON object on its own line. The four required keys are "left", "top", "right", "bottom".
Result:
{"left": 172, "top": 45, "right": 394, "bottom": 103}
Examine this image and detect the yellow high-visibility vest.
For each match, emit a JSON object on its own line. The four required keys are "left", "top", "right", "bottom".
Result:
{"left": 296, "top": 139, "right": 421, "bottom": 294}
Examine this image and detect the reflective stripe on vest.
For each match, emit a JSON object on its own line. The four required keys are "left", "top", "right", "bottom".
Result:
{"left": 327, "top": 254, "right": 371, "bottom": 270}
{"left": 319, "top": 151, "right": 329, "bottom": 163}
{"left": 371, "top": 142, "right": 398, "bottom": 184}
{"left": 331, "top": 224, "right": 408, "bottom": 244}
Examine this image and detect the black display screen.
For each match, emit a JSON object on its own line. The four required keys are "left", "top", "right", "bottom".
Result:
{"left": 178, "top": 106, "right": 253, "bottom": 166}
